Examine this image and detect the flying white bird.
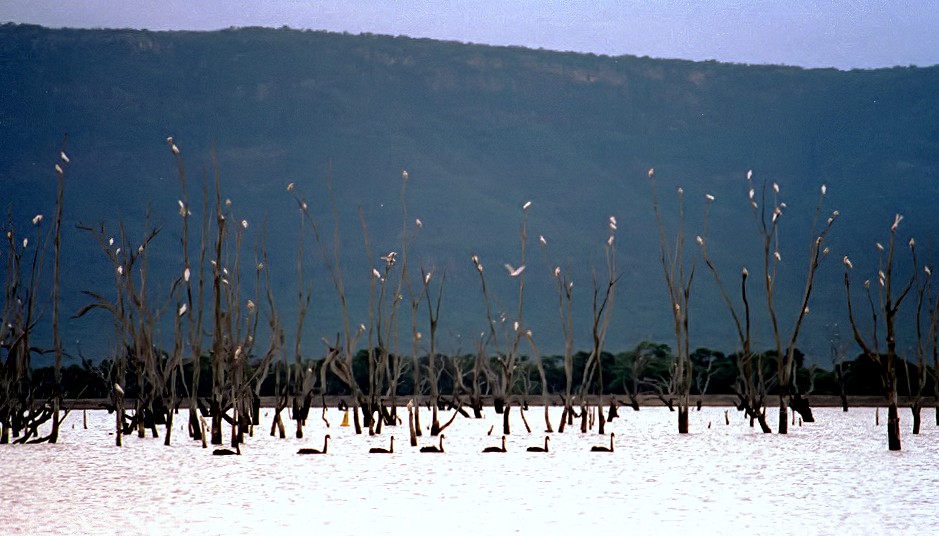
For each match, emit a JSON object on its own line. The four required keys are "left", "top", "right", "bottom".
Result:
{"left": 504, "top": 264, "right": 525, "bottom": 277}
{"left": 381, "top": 251, "right": 397, "bottom": 266}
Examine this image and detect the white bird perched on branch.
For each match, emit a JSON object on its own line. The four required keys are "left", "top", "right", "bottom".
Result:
{"left": 178, "top": 303, "right": 187, "bottom": 317}
{"left": 522, "top": 201, "right": 532, "bottom": 210}
{"left": 843, "top": 256, "right": 853, "bottom": 270}
{"left": 504, "top": 264, "right": 525, "bottom": 277}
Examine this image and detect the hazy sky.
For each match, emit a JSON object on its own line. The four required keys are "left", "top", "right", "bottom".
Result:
{"left": 3, "top": 0, "right": 938, "bottom": 69}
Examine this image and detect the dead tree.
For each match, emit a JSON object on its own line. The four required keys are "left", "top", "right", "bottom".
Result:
{"left": 828, "top": 324, "right": 850, "bottom": 412}
{"left": 582, "top": 216, "right": 620, "bottom": 435}
{"left": 907, "top": 243, "right": 935, "bottom": 434}
{"left": 843, "top": 214, "right": 914, "bottom": 451}
{"left": 649, "top": 169, "right": 694, "bottom": 433}
{"left": 744, "top": 175, "right": 836, "bottom": 433}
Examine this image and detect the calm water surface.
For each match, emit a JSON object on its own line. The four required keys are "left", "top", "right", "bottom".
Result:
{"left": 1, "top": 406, "right": 937, "bottom": 535}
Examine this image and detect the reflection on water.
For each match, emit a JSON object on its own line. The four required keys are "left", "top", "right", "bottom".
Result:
{"left": 0, "top": 407, "right": 937, "bottom": 535}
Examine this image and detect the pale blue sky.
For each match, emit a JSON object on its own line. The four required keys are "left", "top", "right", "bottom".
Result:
{"left": 3, "top": 0, "right": 938, "bottom": 69}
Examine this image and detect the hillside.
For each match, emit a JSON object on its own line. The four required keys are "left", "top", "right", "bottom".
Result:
{"left": 2, "top": 24, "right": 938, "bottom": 364}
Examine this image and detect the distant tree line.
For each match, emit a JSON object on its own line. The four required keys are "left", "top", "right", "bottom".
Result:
{"left": 33, "top": 344, "right": 935, "bottom": 401}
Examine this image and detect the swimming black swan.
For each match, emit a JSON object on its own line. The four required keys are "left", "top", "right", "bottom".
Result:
{"left": 369, "top": 436, "right": 394, "bottom": 453}
{"left": 590, "top": 432, "right": 614, "bottom": 452}
{"left": 212, "top": 443, "right": 241, "bottom": 456}
{"left": 420, "top": 434, "right": 445, "bottom": 453}
{"left": 298, "top": 434, "right": 330, "bottom": 455}
{"left": 527, "top": 436, "right": 550, "bottom": 452}
{"left": 483, "top": 435, "right": 507, "bottom": 453}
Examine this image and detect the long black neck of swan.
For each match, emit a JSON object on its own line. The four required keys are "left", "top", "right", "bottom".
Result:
{"left": 502, "top": 436, "right": 506, "bottom": 451}
{"left": 390, "top": 437, "right": 394, "bottom": 453}
{"left": 323, "top": 436, "right": 329, "bottom": 453}
{"left": 610, "top": 434, "right": 614, "bottom": 450}
{"left": 544, "top": 437, "right": 549, "bottom": 451}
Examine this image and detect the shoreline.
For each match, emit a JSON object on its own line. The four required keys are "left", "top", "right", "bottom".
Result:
{"left": 58, "top": 394, "right": 937, "bottom": 411}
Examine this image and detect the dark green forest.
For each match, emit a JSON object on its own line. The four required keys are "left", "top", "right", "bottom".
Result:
{"left": 2, "top": 24, "right": 938, "bottom": 364}
{"left": 32, "top": 346, "right": 935, "bottom": 401}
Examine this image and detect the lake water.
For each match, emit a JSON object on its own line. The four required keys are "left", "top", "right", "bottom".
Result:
{"left": 0, "top": 406, "right": 937, "bottom": 535}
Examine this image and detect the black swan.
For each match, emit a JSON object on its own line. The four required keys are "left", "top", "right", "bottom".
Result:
{"left": 483, "top": 435, "right": 507, "bottom": 453}
{"left": 212, "top": 443, "right": 241, "bottom": 456}
{"left": 420, "top": 434, "right": 445, "bottom": 453}
{"left": 527, "top": 436, "right": 550, "bottom": 452}
{"left": 298, "top": 434, "right": 330, "bottom": 455}
{"left": 590, "top": 432, "right": 614, "bottom": 452}
{"left": 369, "top": 436, "right": 394, "bottom": 453}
